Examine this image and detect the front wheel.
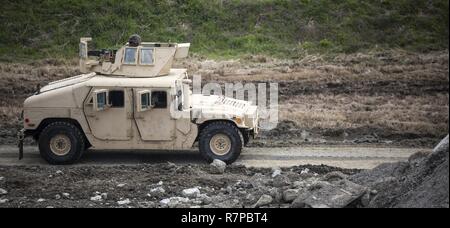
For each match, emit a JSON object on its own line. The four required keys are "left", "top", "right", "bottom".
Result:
{"left": 199, "top": 121, "right": 243, "bottom": 164}
{"left": 38, "top": 122, "right": 86, "bottom": 165}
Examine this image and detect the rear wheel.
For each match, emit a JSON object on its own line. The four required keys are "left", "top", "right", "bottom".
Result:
{"left": 199, "top": 121, "right": 243, "bottom": 164}
{"left": 38, "top": 122, "right": 85, "bottom": 165}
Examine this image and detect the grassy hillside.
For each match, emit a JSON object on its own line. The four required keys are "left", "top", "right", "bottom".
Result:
{"left": 0, "top": 0, "right": 448, "bottom": 61}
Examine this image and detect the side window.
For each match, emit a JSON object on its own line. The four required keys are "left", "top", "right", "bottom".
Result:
{"left": 93, "top": 89, "right": 109, "bottom": 111}
{"left": 141, "top": 92, "right": 151, "bottom": 110}
{"left": 124, "top": 48, "right": 137, "bottom": 64}
{"left": 109, "top": 90, "right": 124, "bottom": 108}
{"left": 97, "top": 92, "right": 106, "bottom": 109}
{"left": 152, "top": 91, "right": 167, "bottom": 109}
{"left": 140, "top": 48, "right": 154, "bottom": 65}
{"left": 137, "top": 90, "right": 151, "bottom": 112}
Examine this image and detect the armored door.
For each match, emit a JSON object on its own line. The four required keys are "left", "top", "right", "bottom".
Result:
{"left": 84, "top": 88, "right": 133, "bottom": 141}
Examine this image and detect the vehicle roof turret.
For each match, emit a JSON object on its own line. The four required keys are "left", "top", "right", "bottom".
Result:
{"left": 79, "top": 35, "right": 190, "bottom": 78}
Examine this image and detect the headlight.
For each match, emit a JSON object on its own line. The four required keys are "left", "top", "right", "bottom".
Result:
{"left": 233, "top": 116, "right": 244, "bottom": 125}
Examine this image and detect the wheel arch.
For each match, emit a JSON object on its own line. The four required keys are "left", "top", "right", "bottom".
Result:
{"left": 196, "top": 119, "right": 249, "bottom": 144}
{"left": 31, "top": 118, "right": 92, "bottom": 148}
{"left": 198, "top": 119, "right": 238, "bottom": 132}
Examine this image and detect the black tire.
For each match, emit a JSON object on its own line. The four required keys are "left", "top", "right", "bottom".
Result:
{"left": 38, "top": 122, "right": 85, "bottom": 165}
{"left": 199, "top": 121, "right": 243, "bottom": 164}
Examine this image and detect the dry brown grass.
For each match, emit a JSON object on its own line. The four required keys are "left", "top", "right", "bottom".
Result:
{"left": 280, "top": 94, "right": 449, "bottom": 136}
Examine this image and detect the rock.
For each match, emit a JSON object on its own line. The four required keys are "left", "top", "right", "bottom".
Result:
{"left": 291, "top": 179, "right": 366, "bottom": 208}
{"left": 210, "top": 159, "right": 226, "bottom": 174}
{"left": 300, "top": 130, "right": 309, "bottom": 140}
{"left": 157, "top": 181, "right": 164, "bottom": 186}
{"left": 160, "top": 197, "right": 189, "bottom": 208}
{"left": 361, "top": 192, "right": 371, "bottom": 207}
{"left": 55, "top": 170, "right": 63, "bottom": 175}
{"left": 293, "top": 181, "right": 303, "bottom": 188}
{"left": 280, "top": 66, "right": 293, "bottom": 73}
{"left": 249, "top": 173, "right": 269, "bottom": 188}
{"left": 283, "top": 189, "right": 299, "bottom": 203}
{"left": 117, "top": 199, "right": 131, "bottom": 205}
{"left": 225, "top": 186, "right": 234, "bottom": 194}
{"left": 0, "top": 188, "right": 7, "bottom": 195}
{"left": 254, "top": 195, "right": 273, "bottom": 208}
{"left": 354, "top": 135, "right": 380, "bottom": 144}
{"left": 166, "top": 162, "right": 178, "bottom": 170}
{"left": 0, "top": 177, "right": 4, "bottom": 181}
{"left": 117, "top": 183, "right": 126, "bottom": 188}
{"left": 160, "top": 198, "right": 171, "bottom": 205}
{"left": 55, "top": 194, "right": 61, "bottom": 200}
{"left": 245, "top": 194, "right": 256, "bottom": 202}
{"left": 62, "top": 193, "right": 70, "bottom": 198}
{"left": 182, "top": 187, "right": 200, "bottom": 198}
{"left": 101, "top": 193, "right": 108, "bottom": 200}
{"left": 37, "top": 198, "right": 46, "bottom": 203}
{"left": 322, "top": 171, "right": 348, "bottom": 182}
{"left": 198, "top": 194, "right": 212, "bottom": 204}
{"left": 0, "top": 198, "right": 8, "bottom": 204}
{"left": 149, "top": 187, "right": 166, "bottom": 197}
{"left": 271, "top": 167, "right": 282, "bottom": 178}
{"left": 234, "top": 180, "right": 252, "bottom": 189}
{"left": 272, "top": 175, "right": 291, "bottom": 187}
{"left": 90, "top": 195, "right": 102, "bottom": 202}
{"left": 172, "top": 197, "right": 190, "bottom": 204}
{"left": 300, "top": 168, "right": 310, "bottom": 175}
{"left": 269, "top": 188, "right": 283, "bottom": 203}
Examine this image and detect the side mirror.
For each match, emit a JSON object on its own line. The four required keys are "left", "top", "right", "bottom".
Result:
{"left": 137, "top": 90, "right": 152, "bottom": 112}
{"left": 93, "top": 89, "right": 109, "bottom": 111}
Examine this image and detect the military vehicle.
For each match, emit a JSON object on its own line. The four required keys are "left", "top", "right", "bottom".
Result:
{"left": 18, "top": 35, "right": 259, "bottom": 165}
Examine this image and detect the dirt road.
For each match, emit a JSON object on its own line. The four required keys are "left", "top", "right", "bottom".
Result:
{"left": 0, "top": 145, "right": 428, "bottom": 169}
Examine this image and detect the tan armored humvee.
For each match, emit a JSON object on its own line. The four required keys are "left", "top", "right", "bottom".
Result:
{"left": 18, "top": 35, "right": 259, "bottom": 165}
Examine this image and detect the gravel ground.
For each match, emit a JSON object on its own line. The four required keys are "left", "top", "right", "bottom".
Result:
{"left": 0, "top": 136, "right": 447, "bottom": 208}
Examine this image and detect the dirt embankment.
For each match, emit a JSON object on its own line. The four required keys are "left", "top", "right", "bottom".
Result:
{"left": 0, "top": 136, "right": 447, "bottom": 208}
{"left": 0, "top": 51, "right": 448, "bottom": 146}
{"left": 350, "top": 135, "right": 449, "bottom": 208}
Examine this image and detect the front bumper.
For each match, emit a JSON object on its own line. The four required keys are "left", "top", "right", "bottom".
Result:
{"left": 244, "top": 105, "right": 259, "bottom": 136}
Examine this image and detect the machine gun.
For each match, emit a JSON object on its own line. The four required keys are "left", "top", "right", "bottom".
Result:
{"left": 87, "top": 49, "right": 117, "bottom": 63}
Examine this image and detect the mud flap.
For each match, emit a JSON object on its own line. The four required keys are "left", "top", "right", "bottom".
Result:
{"left": 17, "top": 129, "right": 24, "bottom": 160}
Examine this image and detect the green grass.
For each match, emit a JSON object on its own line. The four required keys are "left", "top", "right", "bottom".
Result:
{"left": 0, "top": 0, "right": 448, "bottom": 61}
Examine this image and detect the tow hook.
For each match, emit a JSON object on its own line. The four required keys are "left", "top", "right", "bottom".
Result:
{"left": 17, "top": 128, "right": 25, "bottom": 160}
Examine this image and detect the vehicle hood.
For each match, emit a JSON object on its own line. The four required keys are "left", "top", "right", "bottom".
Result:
{"left": 39, "top": 72, "right": 96, "bottom": 93}
{"left": 191, "top": 94, "right": 257, "bottom": 119}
